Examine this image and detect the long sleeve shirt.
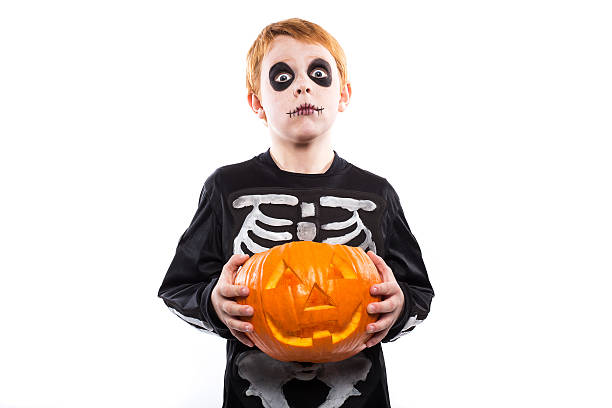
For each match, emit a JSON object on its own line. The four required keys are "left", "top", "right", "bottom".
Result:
{"left": 158, "top": 148, "right": 434, "bottom": 408}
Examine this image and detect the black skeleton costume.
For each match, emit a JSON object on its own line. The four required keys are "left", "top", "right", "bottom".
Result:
{"left": 158, "top": 148, "right": 434, "bottom": 408}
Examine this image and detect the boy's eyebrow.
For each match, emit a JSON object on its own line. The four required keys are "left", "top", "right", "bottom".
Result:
{"left": 274, "top": 56, "right": 329, "bottom": 64}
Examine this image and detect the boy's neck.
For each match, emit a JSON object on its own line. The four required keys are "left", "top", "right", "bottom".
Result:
{"left": 269, "top": 141, "right": 335, "bottom": 175}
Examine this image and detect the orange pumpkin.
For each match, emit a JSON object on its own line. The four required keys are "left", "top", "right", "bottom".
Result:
{"left": 234, "top": 241, "right": 382, "bottom": 363}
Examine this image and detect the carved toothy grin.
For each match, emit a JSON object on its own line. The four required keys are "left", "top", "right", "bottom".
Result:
{"left": 287, "top": 103, "right": 324, "bottom": 118}
{"left": 264, "top": 303, "right": 363, "bottom": 347}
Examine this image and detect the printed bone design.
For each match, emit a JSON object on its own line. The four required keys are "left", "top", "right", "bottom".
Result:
{"left": 236, "top": 349, "right": 372, "bottom": 408}
{"left": 232, "top": 193, "right": 377, "bottom": 255}
{"left": 319, "top": 196, "right": 377, "bottom": 254}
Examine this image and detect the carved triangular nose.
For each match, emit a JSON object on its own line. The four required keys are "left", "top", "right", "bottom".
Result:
{"left": 304, "top": 283, "right": 335, "bottom": 311}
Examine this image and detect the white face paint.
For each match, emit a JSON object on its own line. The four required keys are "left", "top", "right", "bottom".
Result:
{"left": 232, "top": 193, "right": 377, "bottom": 255}
{"left": 236, "top": 349, "right": 372, "bottom": 408}
{"left": 257, "top": 36, "right": 345, "bottom": 146}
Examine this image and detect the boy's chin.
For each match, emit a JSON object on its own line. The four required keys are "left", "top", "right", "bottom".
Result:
{"left": 282, "top": 132, "right": 324, "bottom": 144}
{"left": 286, "top": 123, "right": 329, "bottom": 138}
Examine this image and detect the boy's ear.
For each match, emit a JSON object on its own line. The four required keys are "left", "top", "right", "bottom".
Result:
{"left": 338, "top": 82, "right": 352, "bottom": 112}
{"left": 247, "top": 92, "right": 268, "bottom": 126}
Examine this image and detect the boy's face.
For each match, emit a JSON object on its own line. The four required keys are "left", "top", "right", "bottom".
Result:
{"left": 251, "top": 35, "right": 350, "bottom": 143}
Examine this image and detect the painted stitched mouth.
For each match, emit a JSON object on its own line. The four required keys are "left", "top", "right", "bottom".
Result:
{"left": 287, "top": 103, "right": 324, "bottom": 118}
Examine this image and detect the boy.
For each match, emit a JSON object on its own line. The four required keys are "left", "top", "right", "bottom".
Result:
{"left": 158, "top": 18, "right": 434, "bottom": 408}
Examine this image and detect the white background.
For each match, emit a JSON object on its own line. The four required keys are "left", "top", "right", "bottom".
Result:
{"left": 1, "top": 1, "right": 610, "bottom": 407}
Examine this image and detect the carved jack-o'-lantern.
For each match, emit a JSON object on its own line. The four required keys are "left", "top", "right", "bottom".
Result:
{"left": 234, "top": 241, "right": 382, "bottom": 363}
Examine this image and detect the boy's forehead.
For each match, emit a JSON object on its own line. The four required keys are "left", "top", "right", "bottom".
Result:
{"left": 263, "top": 37, "right": 333, "bottom": 66}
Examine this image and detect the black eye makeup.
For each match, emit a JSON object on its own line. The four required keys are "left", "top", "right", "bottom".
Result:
{"left": 269, "top": 62, "right": 294, "bottom": 91}
{"left": 307, "top": 58, "right": 332, "bottom": 87}
{"left": 268, "top": 57, "right": 333, "bottom": 91}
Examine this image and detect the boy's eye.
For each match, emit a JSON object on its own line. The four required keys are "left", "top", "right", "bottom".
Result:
{"left": 311, "top": 69, "right": 328, "bottom": 79}
{"left": 274, "top": 73, "right": 293, "bottom": 83}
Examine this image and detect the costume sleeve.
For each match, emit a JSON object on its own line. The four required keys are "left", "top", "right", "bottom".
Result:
{"left": 381, "top": 182, "right": 435, "bottom": 343}
{"left": 157, "top": 172, "right": 234, "bottom": 340}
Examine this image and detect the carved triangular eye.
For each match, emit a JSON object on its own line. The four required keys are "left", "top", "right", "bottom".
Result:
{"left": 329, "top": 253, "right": 357, "bottom": 279}
{"left": 266, "top": 258, "right": 304, "bottom": 290}
{"left": 275, "top": 267, "right": 302, "bottom": 289}
{"left": 327, "top": 263, "right": 344, "bottom": 280}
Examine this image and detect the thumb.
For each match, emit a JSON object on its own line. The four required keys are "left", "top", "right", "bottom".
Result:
{"left": 226, "top": 253, "right": 250, "bottom": 273}
{"left": 367, "top": 251, "right": 392, "bottom": 282}
{"left": 221, "top": 254, "right": 249, "bottom": 284}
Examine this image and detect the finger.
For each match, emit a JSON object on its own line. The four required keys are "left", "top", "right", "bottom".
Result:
{"left": 226, "top": 317, "right": 253, "bottom": 333}
{"left": 230, "top": 328, "right": 254, "bottom": 348}
{"left": 370, "top": 282, "right": 399, "bottom": 297}
{"left": 219, "top": 283, "right": 250, "bottom": 298}
{"left": 367, "top": 297, "right": 399, "bottom": 314}
{"left": 223, "top": 302, "right": 254, "bottom": 317}
{"left": 366, "top": 330, "right": 389, "bottom": 348}
{"left": 366, "top": 314, "right": 394, "bottom": 334}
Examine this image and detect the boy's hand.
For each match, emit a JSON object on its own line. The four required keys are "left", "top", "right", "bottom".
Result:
{"left": 211, "top": 254, "right": 255, "bottom": 348}
{"left": 364, "top": 251, "right": 405, "bottom": 348}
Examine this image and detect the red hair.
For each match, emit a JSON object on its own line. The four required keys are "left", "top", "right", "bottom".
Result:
{"left": 246, "top": 18, "right": 348, "bottom": 101}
